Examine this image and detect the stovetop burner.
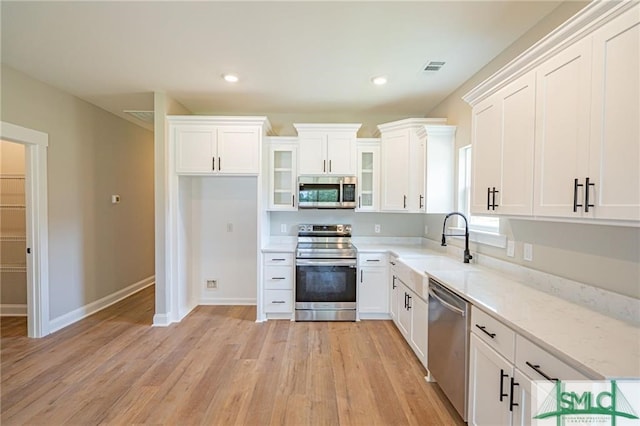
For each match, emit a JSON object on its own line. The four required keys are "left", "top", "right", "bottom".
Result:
{"left": 296, "top": 224, "right": 356, "bottom": 259}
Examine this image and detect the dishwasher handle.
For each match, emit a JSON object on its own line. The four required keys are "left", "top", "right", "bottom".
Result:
{"left": 428, "top": 288, "right": 466, "bottom": 317}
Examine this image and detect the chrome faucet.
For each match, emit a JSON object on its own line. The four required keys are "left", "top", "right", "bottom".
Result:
{"left": 441, "top": 212, "right": 473, "bottom": 263}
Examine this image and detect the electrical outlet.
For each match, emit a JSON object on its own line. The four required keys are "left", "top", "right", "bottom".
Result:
{"left": 523, "top": 243, "right": 533, "bottom": 262}
{"left": 507, "top": 240, "right": 515, "bottom": 258}
{"left": 206, "top": 279, "right": 218, "bottom": 289}
{"left": 374, "top": 224, "right": 381, "bottom": 233}
{"left": 280, "top": 224, "right": 287, "bottom": 233}
{"left": 111, "top": 195, "right": 120, "bottom": 204}
{"left": 227, "top": 223, "right": 233, "bottom": 232}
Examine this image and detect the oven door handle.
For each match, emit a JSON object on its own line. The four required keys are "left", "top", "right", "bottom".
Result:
{"left": 296, "top": 258, "right": 357, "bottom": 267}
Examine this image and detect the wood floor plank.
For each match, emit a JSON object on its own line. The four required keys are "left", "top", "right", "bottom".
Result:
{"left": 1, "top": 286, "right": 465, "bottom": 425}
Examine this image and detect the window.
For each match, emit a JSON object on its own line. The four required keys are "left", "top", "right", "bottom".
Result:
{"left": 457, "top": 145, "right": 500, "bottom": 234}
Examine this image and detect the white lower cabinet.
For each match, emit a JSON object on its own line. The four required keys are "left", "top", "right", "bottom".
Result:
{"left": 357, "top": 252, "right": 389, "bottom": 318}
{"left": 389, "top": 257, "right": 399, "bottom": 324}
{"left": 396, "top": 279, "right": 428, "bottom": 369}
{"left": 262, "top": 252, "right": 294, "bottom": 317}
{"left": 468, "top": 306, "right": 589, "bottom": 426}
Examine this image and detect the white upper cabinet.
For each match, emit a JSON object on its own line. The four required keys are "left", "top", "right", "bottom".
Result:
{"left": 465, "top": 1, "right": 639, "bottom": 225}
{"left": 588, "top": 6, "right": 640, "bottom": 221}
{"left": 294, "top": 124, "right": 361, "bottom": 175}
{"left": 356, "top": 139, "right": 380, "bottom": 211}
{"left": 471, "top": 72, "right": 535, "bottom": 216}
{"left": 267, "top": 137, "right": 298, "bottom": 211}
{"left": 533, "top": 38, "right": 593, "bottom": 218}
{"left": 171, "top": 116, "right": 270, "bottom": 176}
{"left": 378, "top": 119, "right": 454, "bottom": 213}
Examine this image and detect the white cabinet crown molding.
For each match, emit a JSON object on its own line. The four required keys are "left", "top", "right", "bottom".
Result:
{"left": 463, "top": 0, "right": 635, "bottom": 107}
{"left": 168, "top": 115, "right": 272, "bottom": 134}
{"left": 375, "top": 118, "right": 447, "bottom": 136}
{"left": 293, "top": 123, "right": 362, "bottom": 133}
{"left": 415, "top": 124, "right": 457, "bottom": 139}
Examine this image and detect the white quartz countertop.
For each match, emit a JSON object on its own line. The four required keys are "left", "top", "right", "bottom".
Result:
{"left": 355, "top": 243, "right": 640, "bottom": 379}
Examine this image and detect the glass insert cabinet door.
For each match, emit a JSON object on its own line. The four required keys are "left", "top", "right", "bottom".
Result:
{"left": 270, "top": 143, "right": 297, "bottom": 210}
{"left": 357, "top": 144, "right": 380, "bottom": 211}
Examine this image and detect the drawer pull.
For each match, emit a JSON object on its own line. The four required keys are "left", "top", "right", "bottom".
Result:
{"left": 509, "top": 377, "right": 519, "bottom": 411}
{"left": 271, "top": 300, "right": 286, "bottom": 304}
{"left": 525, "top": 361, "right": 558, "bottom": 382}
{"left": 475, "top": 324, "right": 496, "bottom": 339}
{"left": 366, "top": 259, "right": 380, "bottom": 262}
{"left": 499, "top": 369, "right": 509, "bottom": 402}
{"left": 271, "top": 258, "right": 286, "bottom": 261}
{"left": 271, "top": 277, "right": 286, "bottom": 280}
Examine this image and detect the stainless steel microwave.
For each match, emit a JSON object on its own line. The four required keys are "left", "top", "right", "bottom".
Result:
{"left": 298, "top": 176, "right": 357, "bottom": 209}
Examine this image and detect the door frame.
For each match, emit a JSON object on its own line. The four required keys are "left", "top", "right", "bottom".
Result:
{"left": 1, "top": 121, "right": 50, "bottom": 338}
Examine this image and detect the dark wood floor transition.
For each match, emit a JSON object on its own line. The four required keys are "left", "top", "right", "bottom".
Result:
{"left": 1, "top": 286, "right": 464, "bottom": 425}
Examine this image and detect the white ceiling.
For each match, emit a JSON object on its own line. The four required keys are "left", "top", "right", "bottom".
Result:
{"left": 1, "top": 1, "right": 563, "bottom": 130}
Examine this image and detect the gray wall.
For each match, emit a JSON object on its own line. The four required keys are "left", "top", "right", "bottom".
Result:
{"left": 425, "top": 1, "right": 640, "bottom": 299}
{"left": 1, "top": 65, "right": 155, "bottom": 319}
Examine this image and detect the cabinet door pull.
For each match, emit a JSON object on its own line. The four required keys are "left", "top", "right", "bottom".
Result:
{"left": 525, "top": 361, "right": 558, "bottom": 382}
{"left": 509, "top": 377, "right": 519, "bottom": 411}
{"left": 329, "top": 160, "right": 332, "bottom": 173}
{"left": 475, "top": 324, "right": 496, "bottom": 339}
{"left": 499, "top": 369, "right": 509, "bottom": 402}
{"left": 218, "top": 157, "right": 221, "bottom": 171}
{"left": 359, "top": 195, "right": 361, "bottom": 208}
{"left": 407, "top": 294, "right": 412, "bottom": 310}
{"left": 573, "top": 178, "right": 584, "bottom": 212}
{"left": 323, "top": 160, "right": 326, "bottom": 173}
{"left": 419, "top": 195, "right": 424, "bottom": 209}
{"left": 392, "top": 276, "right": 397, "bottom": 289}
{"left": 360, "top": 269, "right": 363, "bottom": 283}
{"left": 585, "top": 177, "right": 595, "bottom": 212}
{"left": 212, "top": 157, "right": 215, "bottom": 171}
{"left": 366, "top": 259, "right": 380, "bottom": 262}
{"left": 403, "top": 195, "right": 407, "bottom": 209}
{"left": 292, "top": 195, "right": 295, "bottom": 207}
{"left": 492, "top": 187, "right": 499, "bottom": 210}
{"left": 272, "top": 300, "right": 286, "bottom": 304}
{"left": 389, "top": 261, "right": 396, "bottom": 266}
{"left": 487, "top": 187, "right": 491, "bottom": 210}
{"left": 404, "top": 293, "right": 408, "bottom": 309}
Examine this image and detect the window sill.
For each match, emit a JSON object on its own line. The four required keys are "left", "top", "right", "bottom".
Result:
{"left": 447, "top": 227, "right": 507, "bottom": 249}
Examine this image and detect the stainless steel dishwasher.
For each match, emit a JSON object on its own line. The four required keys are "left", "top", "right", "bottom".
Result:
{"left": 428, "top": 277, "right": 470, "bottom": 421}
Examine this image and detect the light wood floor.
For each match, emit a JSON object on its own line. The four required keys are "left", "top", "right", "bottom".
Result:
{"left": 1, "top": 286, "right": 464, "bottom": 425}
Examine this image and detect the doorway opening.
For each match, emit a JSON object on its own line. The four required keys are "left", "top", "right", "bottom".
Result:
{"left": 0, "top": 122, "right": 50, "bottom": 338}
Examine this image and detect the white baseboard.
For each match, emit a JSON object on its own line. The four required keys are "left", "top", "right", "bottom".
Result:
{"left": 152, "top": 313, "right": 171, "bottom": 327}
{"left": 358, "top": 312, "right": 392, "bottom": 320}
{"left": 199, "top": 297, "right": 256, "bottom": 305}
{"left": 0, "top": 304, "right": 27, "bottom": 317}
{"left": 49, "top": 276, "right": 155, "bottom": 333}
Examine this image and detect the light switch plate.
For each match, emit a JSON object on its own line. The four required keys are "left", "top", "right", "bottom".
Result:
{"left": 507, "top": 240, "right": 515, "bottom": 258}
{"left": 280, "top": 224, "right": 287, "bottom": 233}
{"left": 523, "top": 243, "right": 533, "bottom": 262}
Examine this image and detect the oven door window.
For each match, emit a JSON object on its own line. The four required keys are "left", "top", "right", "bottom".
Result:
{"left": 296, "top": 265, "right": 356, "bottom": 303}
{"left": 298, "top": 184, "right": 340, "bottom": 204}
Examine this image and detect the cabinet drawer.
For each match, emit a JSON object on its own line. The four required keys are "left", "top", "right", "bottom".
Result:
{"left": 516, "top": 335, "right": 588, "bottom": 381}
{"left": 264, "top": 252, "right": 293, "bottom": 266}
{"left": 264, "top": 266, "right": 293, "bottom": 290}
{"left": 358, "top": 252, "right": 387, "bottom": 265}
{"left": 264, "top": 290, "right": 292, "bottom": 313}
{"left": 471, "top": 306, "right": 516, "bottom": 362}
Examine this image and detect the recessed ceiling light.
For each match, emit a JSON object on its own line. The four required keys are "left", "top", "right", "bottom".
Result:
{"left": 371, "top": 76, "right": 387, "bottom": 86}
{"left": 222, "top": 74, "right": 239, "bottom": 83}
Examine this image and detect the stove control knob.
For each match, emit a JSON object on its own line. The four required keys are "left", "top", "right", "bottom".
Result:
{"left": 337, "top": 225, "right": 343, "bottom": 232}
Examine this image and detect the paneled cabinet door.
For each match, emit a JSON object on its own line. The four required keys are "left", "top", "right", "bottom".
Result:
{"left": 397, "top": 284, "right": 411, "bottom": 338}
{"left": 326, "top": 133, "right": 356, "bottom": 175}
{"left": 408, "top": 136, "right": 426, "bottom": 212}
{"left": 468, "top": 334, "right": 514, "bottom": 426}
{"left": 298, "top": 132, "right": 326, "bottom": 175}
{"left": 381, "top": 130, "right": 411, "bottom": 211}
{"left": 589, "top": 5, "right": 640, "bottom": 221}
{"left": 470, "top": 96, "right": 501, "bottom": 214}
{"left": 216, "top": 126, "right": 261, "bottom": 174}
{"left": 390, "top": 274, "right": 399, "bottom": 324}
{"left": 409, "top": 293, "right": 428, "bottom": 366}
{"left": 358, "top": 266, "right": 389, "bottom": 314}
{"left": 533, "top": 38, "right": 592, "bottom": 218}
{"left": 175, "top": 125, "right": 217, "bottom": 174}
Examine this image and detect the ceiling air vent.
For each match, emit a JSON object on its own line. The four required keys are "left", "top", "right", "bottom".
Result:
{"left": 123, "top": 110, "right": 154, "bottom": 124}
{"left": 423, "top": 61, "right": 445, "bottom": 72}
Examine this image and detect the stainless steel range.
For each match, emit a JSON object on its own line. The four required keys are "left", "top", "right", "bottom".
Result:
{"left": 295, "top": 224, "right": 357, "bottom": 321}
